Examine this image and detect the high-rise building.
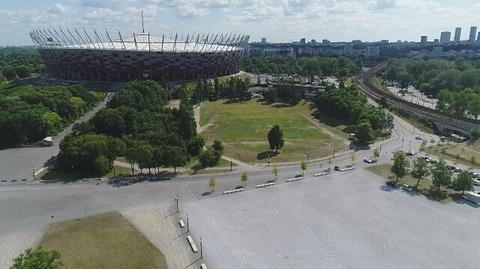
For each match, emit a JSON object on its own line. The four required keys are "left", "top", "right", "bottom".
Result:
{"left": 454, "top": 27, "right": 462, "bottom": 41}
{"left": 420, "top": 36, "right": 428, "bottom": 43}
{"left": 440, "top": 31, "right": 451, "bottom": 43}
{"left": 469, "top": 26, "right": 477, "bottom": 42}
{"left": 261, "top": 37, "right": 267, "bottom": 44}
{"left": 477, "top": 32, "right": 480, "bottom": 42}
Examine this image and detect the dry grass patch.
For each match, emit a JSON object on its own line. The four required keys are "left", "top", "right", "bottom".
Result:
{"left": 39, "top": 212, "right": 167, "bottom": 269}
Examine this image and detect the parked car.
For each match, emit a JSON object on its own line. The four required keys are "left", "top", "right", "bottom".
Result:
{"left": 334, "top": 166, "right": 340, "bottom": 171}
{"left": 415, "top": 136, "right": 423, "bottom": 140}
{"left": 402, "top": 184, "right": 413, "bottom": 192}
{"left": 363, "top": 158, "right": 376, "bottom": 164}
{"left": 473, "top": 179, "right": 480, "bottom": 186}
{"left": 386, "top": 181, "right": 397, "bottom": 187}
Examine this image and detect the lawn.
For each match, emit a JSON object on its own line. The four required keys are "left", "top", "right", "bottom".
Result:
{"left": 366, "top": 164, "right": 458, "bottom": 203}
{"left": 200, "top": 99, "right": 346, "bottom": 163}
{"left": 425, "top": 140, "right": 480, "bottom": 169}
{"left": 39, "top": 212, "right": 167, "bottom": 269}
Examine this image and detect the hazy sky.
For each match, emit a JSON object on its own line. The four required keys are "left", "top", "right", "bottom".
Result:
{"left": 1, "top": 0, "right": 480, "bottom": 46}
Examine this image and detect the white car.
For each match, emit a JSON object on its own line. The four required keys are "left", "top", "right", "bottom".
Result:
{"left": 473, "top": 179, "right": 480, "bottom": 186}
{"left": 363, "top": 158, "right": 377, "bottom": 164}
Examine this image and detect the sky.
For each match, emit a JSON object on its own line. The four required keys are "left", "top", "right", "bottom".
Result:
{"left": 1, "top": 0, "right": 480, "bottom": 46}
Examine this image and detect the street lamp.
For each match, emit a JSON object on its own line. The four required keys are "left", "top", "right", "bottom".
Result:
{"left": 200, "top": 237, "right": 203, "bottom": 258}
{"left": 186, "top": 214, "right": 189, "bottom": 233}
{"left": 174, "top": 197, "right": 179, "bottom": 213}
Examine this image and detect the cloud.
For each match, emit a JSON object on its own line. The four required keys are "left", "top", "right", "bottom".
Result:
{"left": 47, "top": 3, "right": 69, "bottom": 14}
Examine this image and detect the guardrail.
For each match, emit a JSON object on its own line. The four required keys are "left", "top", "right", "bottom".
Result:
{"left": 256, "top": 182, "right": 276, "bottom": 188}
{"left": 187, "top": 235, "right": 198, "bottom": 253}
{"left": 286, "top": 176, "right": 304, "bottom": 182}
{"left": 223, "top": 188, "right": 244, "bottom": 195}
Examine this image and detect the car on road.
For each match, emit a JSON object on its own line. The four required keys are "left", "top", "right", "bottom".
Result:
{"left": 473, "top": 179, "right": 480, "bottom": 186}
{"left": 294, "top": 174, "right": 303, "bottom": 178}
{"left": 334, "top": 166, "right": 340, "bottom": 171}
{"left": 415, "top": 136, "right": 423, "bottom": 140}
{"left": 363, "top": 158, "right": 377, "bottom": 164}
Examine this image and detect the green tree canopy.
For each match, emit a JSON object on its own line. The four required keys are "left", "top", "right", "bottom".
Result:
{"left": 10, "top": 247, "right": 61, "bottom": 269}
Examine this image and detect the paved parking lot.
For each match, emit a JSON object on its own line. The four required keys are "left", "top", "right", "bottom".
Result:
{"left": 184, "top": 168, "right": 480, "bottom": 269}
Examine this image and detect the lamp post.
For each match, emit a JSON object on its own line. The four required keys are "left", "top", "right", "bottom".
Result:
{"left": 186, "top": 214, "right": 189, "bottom": 233}
{"left": 200, "top": 237, "right": 203, "bottom": 258}
{"left": 174, "top": 197, "right": 179, "bottom": 213}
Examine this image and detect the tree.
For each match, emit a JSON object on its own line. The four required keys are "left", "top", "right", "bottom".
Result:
{"left": 411, "top": 158, "right": 430, "bottom": 189}
{"left": 373, "top": 148, "right": 380, "bottom": 160}
{"left": 187, "top": 135, "right": 205, "bottom": 157}
{"left": 453, "top": 171, "right": 474, "bottom": 194}
{"left": 11, "top": 247, "right": 61, "bottom": 269}
{"left": 241, "top": 172, "right": 249, "bottom": 186}
{"left": 300, "top": 161, "right": 307, "bottom": 175}
{"left": 267, "top": 125, "right": 284, "bottom": 152}
{"left": 470, "top": 128, "right": 480, "bottom": 140}
{"left": 272, "top": 166, "right": 279, "bottom": 181}
{"left": 94, "top": 155, "right": 111, "bottom": 175}
{"left": 208, "top": 176, "right": 217, "bottom": 192}
{"left": 355, "top": 121, "right": 375, "bottom": 145}
{"left": 391, "top": 151, "right": 409, "bottom": 185}
{"left": 163, "top": 146, "right": 187, "bottom": 173}
{"left": 431, "top": 161, "right": 452, "bottom": 193}
{"left": 198, "top": 148, "right": 220, "bottom": 168}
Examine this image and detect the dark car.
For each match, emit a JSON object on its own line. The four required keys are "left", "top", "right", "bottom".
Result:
{"left": 386, "top": 181, "right": 397, "bottom": 187}
{"left": 334, "top": 166, "right": 340, "bottom": 171}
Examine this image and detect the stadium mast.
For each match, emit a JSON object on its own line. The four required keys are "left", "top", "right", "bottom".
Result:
{"left": 141, "top": 10, "right": 145, "bottom": 33}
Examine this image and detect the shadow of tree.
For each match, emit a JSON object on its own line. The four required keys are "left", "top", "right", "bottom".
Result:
{"left": 257, "top": 150, "right": 279, "bottom": 160}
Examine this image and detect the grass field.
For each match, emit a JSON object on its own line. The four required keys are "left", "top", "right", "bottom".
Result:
{"left": 200, "top": 99, "right": 346, "bottom": 163}
{"left": 366, "top": 164, "right": 458, "bottom": 203}
{"left": 425, "top": 140, "right": 480, "bottom": 169}
{"left": 39, "top": 212, "right": 167, "bottom": 269}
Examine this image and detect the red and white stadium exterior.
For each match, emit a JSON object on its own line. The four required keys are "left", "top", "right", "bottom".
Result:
{"left": 30, "top": 28, "right": 249, "bottom": 82}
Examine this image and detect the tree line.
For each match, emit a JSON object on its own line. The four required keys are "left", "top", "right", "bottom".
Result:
{"left": 0, "top": 84, "right": 101, "bottom": 147}
{"left": 314, "top": 85, "right": 394, "bottom": 144}
{"left": 179, "top": 76, "right": 250, "bottom": 104}
{"left": 383, "top": 57, "right": 480, "bottom": 118}
{"left": 56, "top": 80, "right": 222, "bottom": 176}
{"left": 241, "top": 56, "right": 361, "bottom": 78}
{"left": 0, "top": 47, "right": 44, "bottom": 81}
{"left": 391, "top": 151, "right": 474, "bottom": 195}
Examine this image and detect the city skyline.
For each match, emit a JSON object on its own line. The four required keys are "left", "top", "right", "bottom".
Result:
{"left": 2, "top": 0, "right": 480, "bottom": 46}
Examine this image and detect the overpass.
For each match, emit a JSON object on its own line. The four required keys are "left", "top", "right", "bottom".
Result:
{"left": 357, "top": 64, "right": 480, "bottom": 137}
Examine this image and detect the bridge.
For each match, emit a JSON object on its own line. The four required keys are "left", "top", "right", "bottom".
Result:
{"left": 357, "top": 64, "right": 480, "bottom": 137}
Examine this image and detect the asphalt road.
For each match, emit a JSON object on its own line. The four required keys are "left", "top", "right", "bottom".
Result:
{"left": 0, "top": 97, "right": 108, "bottom": 182}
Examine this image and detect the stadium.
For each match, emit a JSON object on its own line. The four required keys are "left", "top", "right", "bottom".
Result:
{"left": 30, "top": 28, "right": 249, "bottom": 82}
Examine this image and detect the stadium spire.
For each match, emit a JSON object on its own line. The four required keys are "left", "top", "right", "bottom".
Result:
{"left": 141, "top": 9, "right": 145, "bottom": 33}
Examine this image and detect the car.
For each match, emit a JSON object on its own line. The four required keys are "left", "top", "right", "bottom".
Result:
{"left": 334, "top": 166, "right": 340, "bottom": 171}
{"left": 473, "top": 179, "right": 480, "bottom": 186}
{"left": 402, "top": 184, "right": 413, "bottom": 192}
{"left": 294, "top": 174, "right": 303, "bottom": 178}
{"left": 364, "top": 158, "right": 374, "bottom": 164}
{"left": 453, "top": 167, "right": 462, "bottom": 173}
{"left": 386, "top": 181, "right": 397, "bottom": 187}
{"left": 0, "top": 179, "right": 6, "bottom": 183}
{"left": 471, "top": 172, "right": 480, "bottom": 179}
{"left": 415, "top": 136, "right": 423, "bottom": 140}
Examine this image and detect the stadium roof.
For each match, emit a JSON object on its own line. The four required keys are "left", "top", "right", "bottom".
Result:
{"left": 30, "top": 29, "right": 249, "bottom": 53}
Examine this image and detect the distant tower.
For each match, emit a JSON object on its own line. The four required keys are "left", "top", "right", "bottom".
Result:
{"left": 141, "top": 10, "right": 145, "bottom": 33}
{"left": 420, "top": 36, "right": 428, "bottom": 43}
{"left": 440, "top": 31, "right": 451, "bottom": 43}
{"left": 469, "top": 26, "right": 477, "bottom": 42}
{"left": 454, "top": 27, "right": 462, "bottom": 42}
{"left": 477, "top": 32, "right": 480, "bottom": 42}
